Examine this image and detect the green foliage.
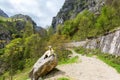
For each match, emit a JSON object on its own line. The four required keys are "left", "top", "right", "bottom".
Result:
{"left": 59, "top": 56, "right": 79, "bottom": 65}
{"left": 0, "top": 48, "right": 4, "bottom": 55}
{"left": 95, "top": 6, "right": 117, "bottom": 34}
{"left": 57, "top": 77, "right": 70, "bottom": 80}
{"left": 60, "top": 10, "right": 96, "bottom": 40}
{"left": 47, "top": 34, "right": 71, "bottom": 62}
{"left": 23, "top": 21, "right": 34, "bottom": 38}
{"left": 0, "top": 16, "right": 48, "bottom": 77}
{"left": 47, "top": 26, "right": 54, "bottom": 36}
{"left": 24, "top": 34, "right": 41, "bottom": 58}
{"left": 61, "top": 19, "right": 76, "bottom": 36}
{"left": 75, "top": 47, "right": 120, "bottom": 73}
{"left": 1, "top": 34, "right": 47, "bottom": 77}
{"left": 0, "top": 16, "right": 49, "bottom": 78}
{"left": 0, "top": 67, "right": 31, "bottom": 80}
{"left": 23, "top": 34, "right": 46, "bottom": 67}
{"left": 4, "top": 38, "right": 24, "bottom": 75}
{"left": 1, "top": 33, "right": 47, "bottom": 77}
{"left": 98, "top": 54, "right": 120, "bottom": 73}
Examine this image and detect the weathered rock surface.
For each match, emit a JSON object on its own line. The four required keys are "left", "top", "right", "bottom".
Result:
{"left": 0, "top": 27, "right": 11, "bottom": 48}
{"left": 52, "top": 0, "right": 105, "bottom": 29}
{"left": 67, "top": 29, "right": 120, "bottom": 56}
{"left": 29, "top": 54, "right": 58, "bottom": 80}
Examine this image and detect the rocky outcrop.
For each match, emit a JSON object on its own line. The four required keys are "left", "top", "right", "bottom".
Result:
{"left": 0, "top": 8, "right": 8, "bottom": 17}
{"left": 11, "top": 14, "right": 36, "bottom": 26}
{"left": 29, "top": 54, "right": 57, "bottom": 80}
{"left": 35, "top": 26, "right": 47, "bottom": 37}
{"left": 0, "top": 28, "right": 11, "bottom": 48}
{"left": 52, "top": 0, "right": 105, "bottom": 30}
{"left": 67, "top": 29, "right": 120, "bottom": 56}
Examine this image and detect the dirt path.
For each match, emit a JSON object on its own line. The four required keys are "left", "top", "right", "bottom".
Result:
{"left": 45, "top": 49, "right": 120, "bottom": 80}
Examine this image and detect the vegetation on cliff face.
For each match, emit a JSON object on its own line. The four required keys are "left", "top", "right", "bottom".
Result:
{"left": 52, "top": 0, "right": 105, "bottom": 29}
{"left": 57, "top": 4, "right": 120, "bottom": 41}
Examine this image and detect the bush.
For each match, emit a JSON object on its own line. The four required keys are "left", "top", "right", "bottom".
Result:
{"left": 47, "top": 34, "right": 71, "bottom": 62}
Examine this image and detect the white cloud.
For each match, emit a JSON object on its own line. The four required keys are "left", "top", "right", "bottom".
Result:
{"left": 0, "top": 0, "right": 65, "bottom": 27}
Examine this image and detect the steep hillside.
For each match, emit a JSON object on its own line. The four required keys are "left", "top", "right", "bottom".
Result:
{"left": 0, "top": 10, "right": 47, "bottom": 75}
{"left": 52, "top": 0, "right": 105, "bottom": 29}
{"left": 0, "top": 13, "right": 46, "bottom": 49}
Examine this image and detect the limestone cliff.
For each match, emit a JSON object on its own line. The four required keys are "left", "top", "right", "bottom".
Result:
{"left": 68, "top": 29, "right": 120, "bottom": 56}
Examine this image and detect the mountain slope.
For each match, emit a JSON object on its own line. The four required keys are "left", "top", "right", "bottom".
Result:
{"left": 52, "top": 0, "right": 105, "bottom": 29}
{"left": 0, "top": 13, "right": 46, "bottom": 49}
{"left": 0, "top": 8, "right": 48, "bottom": 75}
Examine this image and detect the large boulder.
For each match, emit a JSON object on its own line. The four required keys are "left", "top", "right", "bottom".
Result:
{"left": 29, "top": 54, "right": 58, "bottom": 80}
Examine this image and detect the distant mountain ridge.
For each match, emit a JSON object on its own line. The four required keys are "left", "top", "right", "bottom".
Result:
{"left": 0, "top": 8, "right": 8, "bottom": 17}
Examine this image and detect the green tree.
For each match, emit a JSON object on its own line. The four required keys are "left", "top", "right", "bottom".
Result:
{"left": 47, "top": 26, "right": 54, "bottom": 37}
{"left": 24, "top": 34, "right": 43, "bottom": 58}
{"left": 47, "top": 34, "right": 70, "bottom": 61}
{"left": 95, "top": 6, "right": 117, "bottom": 35}
{"left": 5, "top": 38, "right": 24, "bottom": 76}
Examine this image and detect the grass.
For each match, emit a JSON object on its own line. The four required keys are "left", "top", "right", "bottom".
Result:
{"left": 59, "top": 56, "right": 79, "bottom": 65}
{"left": 0, "top": 67, "right": 31, "bottom": 80}
{"left": 97, "top": 54, "right": 120, "bottom": 73}
{"left": 13, "top": 68, "right": 30, "bottom": 80}
{"left": 57, "top": 77, "right": 70, "bottom": 80}
{"left": 74, "top": 47, "right": 120, "bottom": 73}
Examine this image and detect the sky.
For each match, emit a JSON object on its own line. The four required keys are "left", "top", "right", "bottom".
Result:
{"left": 0, "top": 0, "right": 65, "bottom": 28}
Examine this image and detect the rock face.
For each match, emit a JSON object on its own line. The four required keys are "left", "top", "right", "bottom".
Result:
{"left": 11, "top": 14, "right": 36, "bottom": 26}
{"left": 0, "top": 8, "right": 8, "bottom": 17}
{"left": 29, "top": 54, "right": 57, "bottom": 80}
{"left": 0, "top": 28, "right": 11, "bottom": 48}
{"left": 35, "top": 26, "right": 47, "bottom": 37}
{"left": 52, "top": 0, "right": 105, "bottom": 29}
{"left": 67, "top": 29, "right": 120, "bottom": 56}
